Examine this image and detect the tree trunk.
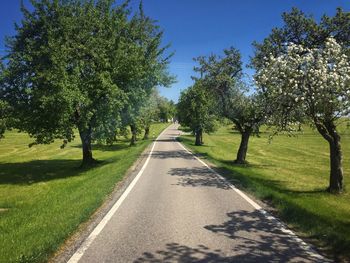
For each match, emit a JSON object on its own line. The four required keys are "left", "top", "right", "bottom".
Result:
{"left": 195, "top": 128, "right": 202, "bottom": 146}
{"left": 328, "top": 134, "right": 343, "bottom": 193}
{"left": 143, "top": 126, "right": 150, "bottom": 140}
{"left": 235, "top": 131, "right": 251, "bottom": 164}
{"left": 130, "top": 124, "right": 137, "bottom": 146}
{"left": 78, "top": 126, "right": 95, "bottom": 167}
{"left": 314, "top": 120, "right": 344, "bottom": 193}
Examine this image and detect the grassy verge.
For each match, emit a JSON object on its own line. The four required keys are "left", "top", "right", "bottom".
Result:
{"left": 0, "top": 123, "right": 169, "bottom": 263}
{"left": 180, "top": 124, "right": 350, "bottom": 261}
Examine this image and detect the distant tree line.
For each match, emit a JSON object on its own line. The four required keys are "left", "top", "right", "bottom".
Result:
{"left": 177, "top": 7, "right": 350, "bottom": 194}
{"left": 0, "top": 0, "right": 175, "bottom": 166}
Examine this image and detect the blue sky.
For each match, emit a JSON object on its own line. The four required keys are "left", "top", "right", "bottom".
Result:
{"left": 1, "top": 0, "right": 350, "bottom": 102}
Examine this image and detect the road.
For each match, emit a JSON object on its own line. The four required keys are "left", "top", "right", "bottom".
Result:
{"left": 68, "top": 124, "right": 326, "bottom": 263}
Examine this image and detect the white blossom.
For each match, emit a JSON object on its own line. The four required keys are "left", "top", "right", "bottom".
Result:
{"left": 255, "top": 37, "right": 350, "bottom": 121}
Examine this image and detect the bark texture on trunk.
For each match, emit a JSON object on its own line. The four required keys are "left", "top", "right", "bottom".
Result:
{"left": 235, "top": 131, "right": 251, "bottom": 164}
{"left": 78, "top": 125, "right": 95, "bottom": 167}
{"left": 328, "top": 134, "right": 343, "bottom": 193}
{"left": 143, "top": 126, "right": 150, "bottom": 140}
{"left": 315, "top": 120, "right": 343, "bottom": 193}
{"left": 130, "top": 124, "right": 137, "bottom": 146}
{"left": 195, "top": 128, "right": 203, "bottom": 146}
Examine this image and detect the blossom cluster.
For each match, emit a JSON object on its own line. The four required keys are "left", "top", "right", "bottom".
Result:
{"left": 255, "top": 37, "right": 350, "bottom": 119}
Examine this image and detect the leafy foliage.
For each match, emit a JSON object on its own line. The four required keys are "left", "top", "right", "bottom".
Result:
{"left": 0, "top": 100, "right": 9, "bottom": 139}
{"left": 253, "top": 7, "right": 350, "bottom": 193}
{"left": 157, "top": 96, "right": 176, "bottom": 122}
{"left": 193, "top": 48, "right": 266, "bottom": 133}
{"left": 192, "top": 47, "right": 267, "bottom": 162}
{"left": 177, "top": 82, "right": 218, "bottom": 145}
{"left": 120, "top": 2, "right": 175, "bottom": 144}
{"left": 0, "top": 62, "right": 9, "bottom": 139}
{"left": 255, "top": 37, "right": 350, "bottom": 129}
{"left": 251, "top": 7, "right": 350, "bottom": 70}
{"left": 2, "top": 0, "right": 173, "bottom": 164}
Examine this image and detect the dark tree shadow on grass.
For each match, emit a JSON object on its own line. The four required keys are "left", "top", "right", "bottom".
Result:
{"left": 72, "top": 143, "right": 129, "bottom": 152}
{"left": 219, "top": 159, "right": 276, "bottom": 169}
{"left": 177, "top": 136, "right": 210, "bottom": 148}
{"left": 0, "top": 159, "right": 106, "bottom": 185}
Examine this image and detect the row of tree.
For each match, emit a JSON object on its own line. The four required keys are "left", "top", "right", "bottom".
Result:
{"left": 128, "top": 89, "right": 176, "bottom": 145}
{"left": 0, "top": 0, "right": 175, "bottom": 166}
{"left": 178, "top": 8, "right": 350, "bottom": 194}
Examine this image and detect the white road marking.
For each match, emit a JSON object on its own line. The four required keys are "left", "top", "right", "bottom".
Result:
{"left": 177, "top": 140, "right": 328, "bottom": 262}
{"left": 67, "top": 127, "right": 169, "bottom": 263}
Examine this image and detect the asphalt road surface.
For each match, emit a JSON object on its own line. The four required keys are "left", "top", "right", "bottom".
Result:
{"left": 68, "top": 124, "right": 327, "bottom": 263}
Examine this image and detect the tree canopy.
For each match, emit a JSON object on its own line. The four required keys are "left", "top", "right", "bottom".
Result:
{"left": 192, "top": 47, "right": 267, "bottom": 163}
{"left": 255, "top": 37, "right": 350, "bottom": 193}
{"left": 0, "top": 62, "right": 8, "bottom": 139}
{"left": 251, "top": 7, "right": 350, "bottom": 70}
{"left": 177, "top": 82, "right": 218, "bottom": 146}
{"left": 2, "top": 0, "right": 173, "bottom": 165}
{"left": 253, "top": 8, "right": 350, "bottom": 193}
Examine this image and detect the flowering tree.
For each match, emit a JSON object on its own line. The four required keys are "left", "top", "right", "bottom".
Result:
{"left": 255, "top": 37, "right": 350, "bottom": 193}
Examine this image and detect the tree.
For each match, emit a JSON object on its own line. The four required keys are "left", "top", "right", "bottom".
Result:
{"left": 255, "top": 37, "right": 350, "bottom": 193}
{"left": 120, "top": 2, "right": 174, "bottom": 145}
{"left": 2, "top": 0, "right": 172, "bottom": 165}
{"left": 0, "top": 101, "right": 9, "bottom": 140}
{"left": 251, "top": 7, "right": 350, "bottom": 70}
{"left": 156, "top": 96, "right": 176, "bottom": 123}
{"left": 177, "top": 82, "right": 218, "bottom": 146}
{"left": 0, "top": 62, "right": 8, "bottom": 139}
{"left": 138, "top": 89, "right": 162, "bottom": 140}
{"left": 252, "top": 7, "right": 350, "bottom": 193}
{"left": 193, "top": 48, "right": 266, "bottom": 163}
{"left": 224, "top": 86, "right": 267, "bottom": 164}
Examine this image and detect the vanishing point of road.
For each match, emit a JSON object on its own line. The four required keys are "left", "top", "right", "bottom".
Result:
{"left": 67, "top": 125, "right": 327, "bottom": 263}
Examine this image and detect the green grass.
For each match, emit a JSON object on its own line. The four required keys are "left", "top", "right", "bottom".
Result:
{"left": 0, "top": 123, "right": 169, "bottom": 263}
{"left": 180, "top": 123, "right": 350, "bottom": 261}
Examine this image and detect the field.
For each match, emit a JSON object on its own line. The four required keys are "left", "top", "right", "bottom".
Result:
{"left": 0, "top": 123, "right": 169, "bottom": 263}
{"left": 180, "top": 122, "right": 350, "bottom": 261}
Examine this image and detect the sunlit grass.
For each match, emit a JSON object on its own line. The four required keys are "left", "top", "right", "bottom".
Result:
{"left": 180, "top": 122, "right": 350, "bottom": 261}
{"left": 0, "top": 123, "right": 169, "bottom": 263}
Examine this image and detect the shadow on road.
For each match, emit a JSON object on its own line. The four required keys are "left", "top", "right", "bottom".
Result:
{"left": 154, "top": 138, "right": 178, "bottom": 142}
{"left": 151, "top": 150, "right": 196, "bottom": 160}
{"left": 204, "top": 209, "right": 323, "bottom": 262}
{"left": 134, "top": 210, "right": 325, "bottom": 263}
{"left": 168, "top": 166, "right": 231, "bottom": 190}
{"left": 134, "top": 243, "right": 234, "bottom": 263}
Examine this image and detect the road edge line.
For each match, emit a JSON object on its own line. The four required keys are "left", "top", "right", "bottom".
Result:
{"left": 67, "top": 126, "right": 169, "bottom": 263}
{"left": 177, "top": 140, "right": 328, "bottom": 262}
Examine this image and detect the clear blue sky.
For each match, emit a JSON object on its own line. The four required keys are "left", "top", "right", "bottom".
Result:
{"left": 1, "top": 0, "right": 350, "bottom": 102}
